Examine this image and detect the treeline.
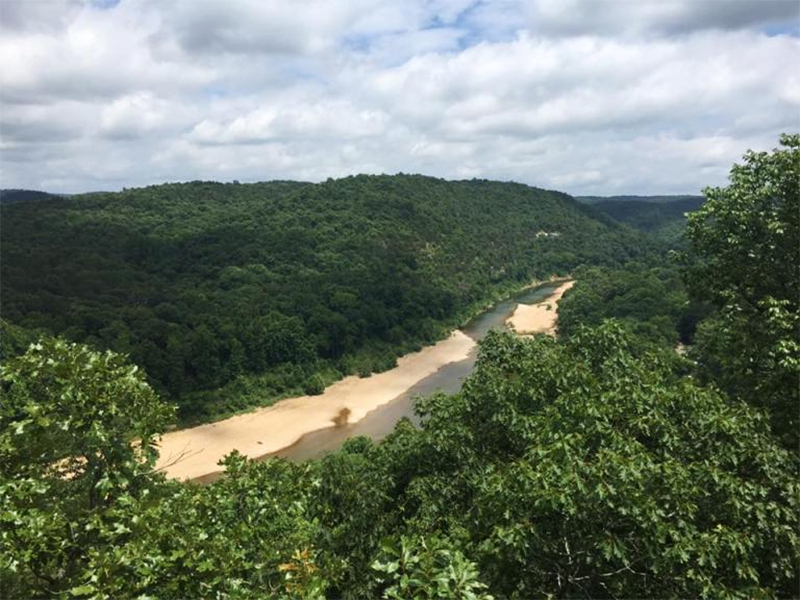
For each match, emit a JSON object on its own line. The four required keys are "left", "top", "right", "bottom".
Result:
{"left": 576, "top": 195, "right": 705, "bottom": 243}
{"left": 578, "top": 193, "right": 704, "bottom": 205}
{"left": 1, "top": 175, "right": 654, "bottom": 422}
{"left": 0, "top": 188, "right": 64, "bottom": 205}
{"left": 557, "top": 262, "right": 710, "bottom": 349}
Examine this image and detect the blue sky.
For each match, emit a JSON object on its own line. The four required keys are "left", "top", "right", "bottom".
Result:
{"left": 1, "top": 0, "right": 798, "bottom": 195}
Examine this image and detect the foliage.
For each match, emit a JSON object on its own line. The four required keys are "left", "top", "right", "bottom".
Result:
{"left": 2, "top": 326, "right": 797, "bottom": 599}
{"left": 72, "top": 453, "right": 326, "bottom": 600}
{"left": 683, "top": 133, "right": 800, "bottom": 449}
{"left": 305, "top": 324, "right": 799, "bottom": 598}
{"left": 0, "top": 339, "right": 174, "bottom": 597}
{"left": 0, "top": 319, "right": 42, "bottom": 363}
{"left": 308, "top": 435, "right": 398, "bottom": 598}
{"left": 382, "top": 326, "right": 799, "bottom": 598}
{"left": 372, "top": 535, "right": 493, "bottom": 600}
{"left": 1, "top": 176, "right": 653, "bottom": 423}
{"left": 557, "top": 262, "right": 707, "bottom": 348}
{"left": 585, "top": 195, "right": 705, "bottom": 241}
{"left": 0, "top": 340, "right": 324, "bottom": 599}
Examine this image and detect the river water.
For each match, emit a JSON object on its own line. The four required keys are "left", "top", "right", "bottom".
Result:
{"left": 270, "top": 281, "right": 561, "bottom": 462}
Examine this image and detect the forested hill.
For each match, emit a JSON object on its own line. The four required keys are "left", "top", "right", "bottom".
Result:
{"left": 578, "top": 195, "right": 705, "bottom": 240}
{"left": 577, "top": 194, "right": 704, "bottom": 205}
{"left": 1, "top": 175, "right": 653, "bottom": 422}
{"left": 0, "top": 188, "right": 64, "bottom": 205}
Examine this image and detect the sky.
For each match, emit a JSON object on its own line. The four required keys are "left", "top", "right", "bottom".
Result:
{"left": 0, "top": 0, "right": 798, "bottom": 195}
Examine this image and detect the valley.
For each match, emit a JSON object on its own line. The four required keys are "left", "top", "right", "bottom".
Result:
{"left": 157, "top": 280, "right": 570, "bottom": 479}
{"left": 2, "top": 138, "right": 798, "bottom": 599}
{"left": 0, "top": 176, "right": 650, "bottom": 426}
{"left": 2, "top": 2, "right": 798, "bottom": 595}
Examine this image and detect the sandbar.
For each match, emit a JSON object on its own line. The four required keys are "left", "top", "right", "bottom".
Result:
{"left": 506, "top": 280, "right": 574, "bottom": 335}
{"left": 155, "top": 330, "right": 476, "bottom": 480}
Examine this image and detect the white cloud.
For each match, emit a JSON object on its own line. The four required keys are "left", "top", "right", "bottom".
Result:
{"left": 0, "top": 0, "right": 798, "bottom": 194}
{"left": 187, "top": 98, "right": 389, "bottom": 145}
{"left": 0, "top": 0, "right": 84, "bottom": 33}
{"left": 524, "top": 0, "right": 800, "bottom": 37}
{"left": 100, "top": 92, "right": 172, "bottom": 139}
{"left": 0, "top": 1, "right": 213, "bottom": 104}
{"left": 363, "top": 30, "right": 798, "bottom": 140}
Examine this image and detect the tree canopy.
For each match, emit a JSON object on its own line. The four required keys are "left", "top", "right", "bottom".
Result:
{"left": 557, "top": 262, "right": 697, "bottom": 348}
{"left": 2, "top": 325, "right": 797, "bottom": 599}
{"left": 0, "top": 339, "right": 173, "bottom": 597}
{"left": 1, "top": 175, "right": 654, "bottom": 423}
{"left": 684, "top": 133, "right": 800, "bottom": 449}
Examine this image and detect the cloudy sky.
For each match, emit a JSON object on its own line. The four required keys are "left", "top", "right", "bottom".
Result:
{"left": 1, "top": 0, "right": 798, "bottom": 195}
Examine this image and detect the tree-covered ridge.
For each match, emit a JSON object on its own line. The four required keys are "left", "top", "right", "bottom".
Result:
{"left": 1, "top": 175, "right": 653, "bottom": 422}
{"left": 0, "top": 188, "right": 64, "bottom": 205}
{"left": 579, "top": 195, "right": 706, "bottom": 241}
{"left": 592, "top": 196, "right": 704, "bottom": 229}
{"left": 577, "top": 194, "right": 705, "bottom": 205}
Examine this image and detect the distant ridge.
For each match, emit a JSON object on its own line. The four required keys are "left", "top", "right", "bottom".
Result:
{"left": 576, "top": 194, "right": 704, "bottom": 205}
{"left": 574, "top": 195, "right": 705, "bottom": 242}
{"left": 0, "top": 189, "right": 64, "bottom": 205}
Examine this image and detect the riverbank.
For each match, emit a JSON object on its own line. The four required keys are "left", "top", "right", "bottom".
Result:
{"left": 156, "top": 279, "right": 572, "bottom": 480}
{"left": 506, "top": 280, "right": 575, "bottom": 335}
{"left": 155, "top": 330, "right": 475, "bottom": 480}
{"left": 456, "top": 275, "right": 571, "bottom": 329}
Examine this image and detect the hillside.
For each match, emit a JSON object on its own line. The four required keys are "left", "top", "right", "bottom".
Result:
{"left": 578, "top": 195, "right": 705, "bottom": 241}
{"left": 0, "top": 189, "right": 64, "bottom": 205}
{"left": 577, "top": 194, "right": 705, "bottom": 205}
{"left": 0, "top": 175, "right": 653, "bottom": 421}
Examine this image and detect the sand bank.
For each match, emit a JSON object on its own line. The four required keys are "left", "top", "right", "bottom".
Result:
{"left": 155, "top": 330, "right": 476, "bottom": 480}
{"left": 506, "top": 280, "right": 574, "bottom": 335}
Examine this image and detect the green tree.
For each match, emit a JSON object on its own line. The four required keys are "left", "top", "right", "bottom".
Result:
{"left": 372, "top": 535, "right": 493, "bottom": 600}
{"left": 684, "top": 133, "right": 800, "bottom": 448}
{"left": 0, "top": 338, "right": 174, "bottom": 597}
{"left": 77, "top": 453, "right": 326, "bottom": 600}
{"left": 557, "top": 263, "right": 692, "bottom": 347}
{"left": 378, "top": 326, "right": 799, "bottom": 598}
{"left": 0, "top": 319, "right": 40, "bottom": 362}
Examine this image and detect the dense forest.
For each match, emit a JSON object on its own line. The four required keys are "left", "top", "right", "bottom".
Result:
{"left": 578, "top": 194, "right": 704, "bottom": 205}
{"left": 577, "top": 195, "right": 705, "bottom": 242}
{"left": 1, "top": 136, "right": 798, "bottom": 599}
{"left": 1, "top": 176, "right": 654, "bottom": 423}
{"left": 0, "top": 189, "right": 64, "bottom": 205}
{"left": 557, "top": 262, "right": 702, "bottom": 348}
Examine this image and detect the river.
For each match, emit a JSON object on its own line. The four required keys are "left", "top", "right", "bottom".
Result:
{"left": 166, "top": 280, "right": 567, "bottom": 484}
{"left": 267, "top": 281, "right": 563, "bottom": 462}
